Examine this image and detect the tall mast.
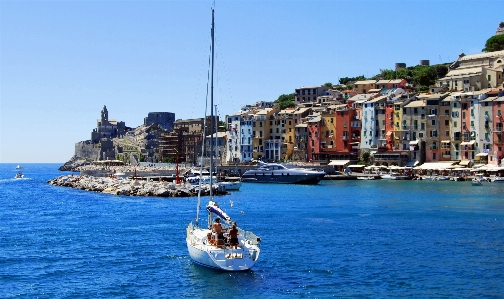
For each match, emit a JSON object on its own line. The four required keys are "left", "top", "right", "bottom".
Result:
{"left": 209, "top": 8, "right": 215, "bottom": 199}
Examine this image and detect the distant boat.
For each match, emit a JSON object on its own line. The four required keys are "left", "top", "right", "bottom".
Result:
{"left": 16, "top": 165, "right": 22, "bottom": 169}
{"left": 14, "top": 172, "right": 24, "bottom": 179}
{"left": 357, "top": 176, "right": 375, "bottom": 180}
{"left": 489, "top": 175, "right": 504, "bottom": 183}
{"left": 472, "top": 174, "right": 484, "bottom": 186}
{"left": 219, "top": 179, "right": 242, "bottom": 191}
{"left": 241, "top": 162, "right": 326, "bottom": 184}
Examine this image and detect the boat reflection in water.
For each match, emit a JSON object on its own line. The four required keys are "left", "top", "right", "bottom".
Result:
{"left": 241, "top": 162, "right": 326, "bottom": 184}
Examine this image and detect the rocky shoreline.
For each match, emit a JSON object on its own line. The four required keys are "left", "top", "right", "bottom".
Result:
{"left": 58, "top": 156, "right": 92, "bottom": 171}
{"left": 48, "top": 175, "right": 228, "bottom": 197}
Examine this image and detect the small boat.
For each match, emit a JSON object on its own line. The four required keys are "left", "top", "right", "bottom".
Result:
{"left": 16, "top": 165, "right": 22, "bottom": 169}
{"left": 390, "top": 174, "right": 413, "bottom": 180}
{"left": 14, "top": 172, "right": 24, "bottom": 179}
{"left": 434, "top": 176, "right": 450, "bottom": 181}
{"left": 241, "top": 162, "right": 326, "bottom": 184}
{"left": 489, "top": 175, "right": 504, "bottom": 183}
{"left": 472, "top": 173, "right": 485, "bottom": 186}
{"left": 219, "top": 179, "right": 242, "bottom": 191}
{"left": 357, "top": 176, "right": 375, "bottom": 180}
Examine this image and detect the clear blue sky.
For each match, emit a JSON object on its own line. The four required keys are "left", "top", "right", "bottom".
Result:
{"left": 1, "top": 0, "right": 502, "bottom": 163}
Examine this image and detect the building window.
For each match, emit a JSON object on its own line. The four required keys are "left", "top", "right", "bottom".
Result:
{"left": 445, "top": 130, "right": 449, "bottom": 136}
{"left": 433, "top": 152, "right": 437, "bottom": 160}
{"left": 454, "top": 121, "right": 458, "bottom": 128}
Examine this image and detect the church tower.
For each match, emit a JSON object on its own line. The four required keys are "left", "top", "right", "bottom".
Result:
{"left": 497, "top": 21, "right": 504, "bottom": 35}
{"left": 101, "top": 105, "right": 109, "bottom": 122}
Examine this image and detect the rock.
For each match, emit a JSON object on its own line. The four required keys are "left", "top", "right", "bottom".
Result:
{"left": 59, "top": 156, "right": 91, "bottom": 172}
{"left": 48, "top": 175, "right": 229, "bottom": 198}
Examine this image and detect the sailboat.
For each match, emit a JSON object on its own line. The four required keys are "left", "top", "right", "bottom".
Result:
{"left": 186, "top": 8, "right": 261, "bottom": 271}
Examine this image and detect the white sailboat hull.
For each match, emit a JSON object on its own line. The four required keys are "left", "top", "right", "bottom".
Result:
{"left": 186, "top": 223, "right": 260, "bottom": 271}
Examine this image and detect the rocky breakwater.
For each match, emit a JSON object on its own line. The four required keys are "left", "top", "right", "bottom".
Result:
{"left": 48, "top": 175, "right": 228, "bottom": 197}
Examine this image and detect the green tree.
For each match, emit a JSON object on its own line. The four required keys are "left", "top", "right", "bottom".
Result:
{"left": 339, "top": 75, "right": 365, "bottom": 85}
{"left": 376, "top": 69, "right": 396, "bottom": 80}
{"left": 435, "top": 64, "right": 448, "bottom": 78}
{"left": 362, "top": 151, "right": 370, "bottom": 163}
{"left": 162, "top": 157, "right": 174, "bottom": 163}
{"left": 274, "top": 93, "right": 295, "bottom": 110}
{"left": 482, "top": 34, "right": 504, "bottom": 52}
{"left": 218, "top": 120, "right": 227, "bottom": 131}
{"left": 323, "top": 82, "right": 333, "bottom": 88}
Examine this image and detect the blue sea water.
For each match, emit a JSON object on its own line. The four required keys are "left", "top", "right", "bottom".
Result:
{"left": 1, "top": 163, "right": 504, "bottom": 298}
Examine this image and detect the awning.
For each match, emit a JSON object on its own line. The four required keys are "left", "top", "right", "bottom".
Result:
{"left": 409, "top": 140, "right": 419, "bottom": 145}
{"left": 417, "top": 162, "right": 456, "bottom": 170}
{"left": 458, "top": 160, "right": 471, "bottom": 166}
{"left": 328, "top": 160, "right": 351, "bottom": 166}
{"left": 405, "top": 160, "right": 419, "bottom": 167}
{"left": 441, "top": 140, "right": 450, "bottom": 143}
{"left": 476, "top": 153, "right": 488, "bottom": 157}
{"left": 349, "top": 142, "right": 360, "bottom": 145}
{"left": 348, "top": 165, "right": 365, "bottom": 168}
{"left": 460, "top": 141, "right": 469, "bottom": 145}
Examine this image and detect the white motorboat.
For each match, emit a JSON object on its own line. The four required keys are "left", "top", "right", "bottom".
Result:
{"left": 16, "top": 165, "right": 22, "bottom": 169}
{"left": 472, "top": 173, "right": 485, "bottom": 186}
{"left": 241, "top": 162, "right": 326, "bottom": 184}
{"left": 219, "top": 179, "right": 242, "bottom": 191}
{"left": 489, "top": 175, "right": 504, "bottom": 183}
{"left": 357, "top": 176, "right": 375, "bottom": 180}
{"left": 14, "top": 172, "right": 24, "bottom": 179}
{"left": 380, "top": 173, "right": 393, "bottom": 180}
{"left": 186, "top": 8, "right": 260, "bottom": 271}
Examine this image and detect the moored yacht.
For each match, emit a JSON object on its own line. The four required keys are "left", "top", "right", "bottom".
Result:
{"left": 241, "top": 162, "right": 326, "bottom": 184}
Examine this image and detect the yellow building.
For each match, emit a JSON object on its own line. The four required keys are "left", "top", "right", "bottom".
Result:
{"left": 252, "top": 108, "right": 278, "bottom": 161}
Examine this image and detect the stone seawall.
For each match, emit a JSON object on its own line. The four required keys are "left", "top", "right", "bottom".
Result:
{"left": 48, "top": 175, "right": 228, "bottom": 197}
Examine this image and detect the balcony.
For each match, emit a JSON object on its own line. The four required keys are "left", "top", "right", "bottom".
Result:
{"left": 495, "top": 126, "right": 503, "bottom": 132}
{"left": 341, "top": 136, "right": 349, "bottom": 140}
{"left": 442, "top": 155, "right": 451, "bottom": 159}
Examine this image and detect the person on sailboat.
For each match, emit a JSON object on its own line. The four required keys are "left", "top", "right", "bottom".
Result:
{"left": 212, "top": 218, "right": 224, "bottom": 247}
{"left": 229, "top": 222, "right": 239, "bottom": 249}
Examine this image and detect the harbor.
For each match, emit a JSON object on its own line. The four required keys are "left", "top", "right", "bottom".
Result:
{"left": 2, "top": 163, "right": 504, "bottom": 298}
